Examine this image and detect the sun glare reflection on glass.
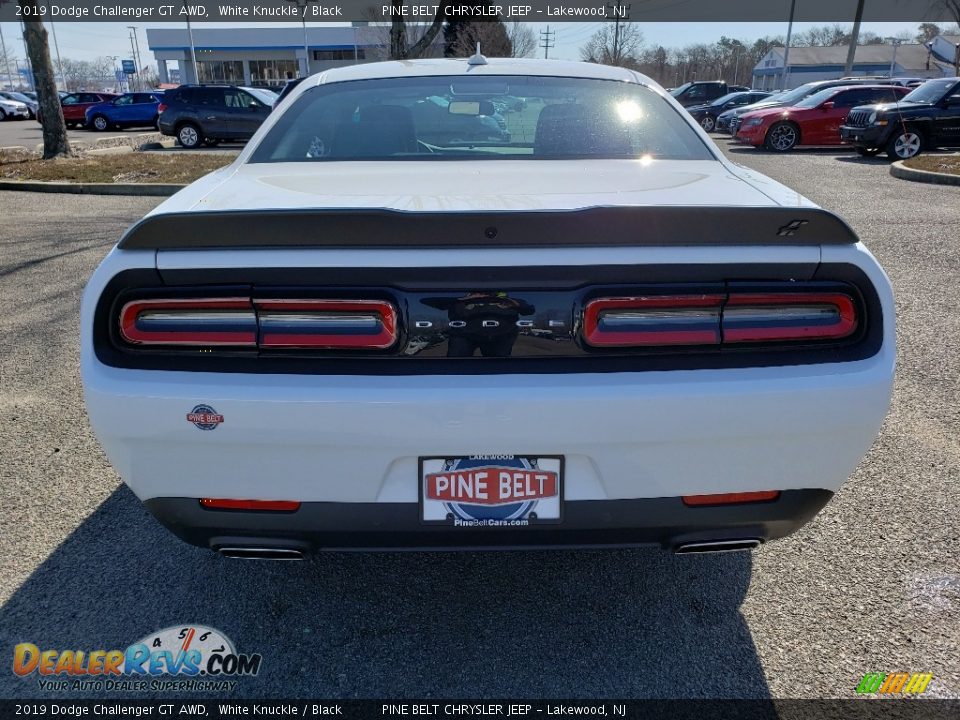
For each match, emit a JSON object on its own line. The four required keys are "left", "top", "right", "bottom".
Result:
{"left": 615, "top": 100, "right": 644, "bottom": 123}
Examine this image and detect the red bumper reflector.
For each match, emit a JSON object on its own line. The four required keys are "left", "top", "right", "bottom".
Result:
{"left": 200, "top": 498, "right": 301, "bottom": 512}
{"left": 682, "top": 491, "right": 781, "bottom": 507}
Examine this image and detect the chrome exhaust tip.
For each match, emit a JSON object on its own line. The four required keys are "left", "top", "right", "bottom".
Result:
{"left": 217, "top": 547, "right": 304, "bottom": 560}
{"left": 674, "top": 539, "right": 762, "bottom": 554}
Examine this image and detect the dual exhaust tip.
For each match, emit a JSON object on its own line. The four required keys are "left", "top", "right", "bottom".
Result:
{"left": 216, "top": 539, "right": 762, "bottom": 559}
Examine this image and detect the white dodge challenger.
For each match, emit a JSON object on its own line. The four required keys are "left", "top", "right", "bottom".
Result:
{"left": 81, "top": 58, "right": 894, "bottom": 559}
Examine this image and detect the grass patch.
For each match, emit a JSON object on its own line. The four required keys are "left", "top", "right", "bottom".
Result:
{"left": 903, "top": 154, "right": 960, "bottom": 176}
{"left": 0, "top": 152, "right": 232, "bottom": 184}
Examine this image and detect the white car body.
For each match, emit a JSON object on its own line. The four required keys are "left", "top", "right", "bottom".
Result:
{"left": 0, "top": 98, "right": 30, "bottom": 120}
{"left": 81, "top": 59, "right": 894, "bottom": 557}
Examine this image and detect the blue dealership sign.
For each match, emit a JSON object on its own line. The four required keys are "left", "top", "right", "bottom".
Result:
{"left": 122, "top": 59, "right": 137, "bottom": 74}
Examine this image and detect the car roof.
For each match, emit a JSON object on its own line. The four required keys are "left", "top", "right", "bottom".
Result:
{"left": 306, "top": 58, "right": 647, "bottom": 87}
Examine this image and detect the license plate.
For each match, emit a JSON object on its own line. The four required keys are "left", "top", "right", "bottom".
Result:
{"left": 419, "top": 455, "right": 563, "bottom": 527}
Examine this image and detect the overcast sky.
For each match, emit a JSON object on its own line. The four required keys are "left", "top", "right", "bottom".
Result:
{"left": 0, "top": 20, "right": 943, "bottom": 68}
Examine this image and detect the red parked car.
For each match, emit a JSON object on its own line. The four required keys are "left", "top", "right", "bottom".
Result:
{"left": 37, "top": 92, "right": 118, "bottom": 129}
{"left": 736, "top": 84, "right": 910, "bottom": 152}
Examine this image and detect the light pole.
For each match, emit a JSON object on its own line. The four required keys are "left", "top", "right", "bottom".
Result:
{"left": 183, "top": 0, "right": 199, "bottom": 84}
{"left": 108, "top": 55, "right": 120, "bottom": 93}
{"left": 781, "top": 0, "right": 796, "bottom": 91}
{"left": 286, "top": 0, "right": 316, "bottom": 78}
{"left": 128, "top": 28, "right": 140, "bottom": 91}
{"left": 887, "top": 38, "right": 902, "bottom": 78}
{"left": 49, "top": 20, "right": 65, "bottom": 89}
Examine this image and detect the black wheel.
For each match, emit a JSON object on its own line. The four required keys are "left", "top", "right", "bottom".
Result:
{"left": 65, "top": 121, "right": 75, "bottom": 129}
{"left": 886, "top": 129, "right": 923, "bottom": 160}
{"left": 177, "top": 123, "right": 203, "bottom": 149}
{"left": 764, "top": 122, "right": 799, "bottom": 152}
{"left": 0, "top": 108, "right": 7, "bottom": 121}
{"left": 855, "top": 147, "right": 881, "bottom": 157}
{"left": 699, "top": 115, "right": 716, "bottom": 132}
{"left": 203, "top": 139, "right": 220, "bottom": 147}
{"left": 91, "top": 114, "right": 110, "bottom": 132}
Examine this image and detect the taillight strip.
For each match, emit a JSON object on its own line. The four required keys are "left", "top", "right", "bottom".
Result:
{"left": 722, "top": 292, "right": 857, "bottom": 343}
{"left": 254, "top": 299, "right": 398, "bottom": 349}
{"left": 119, "top": 298, "right": 257, "bottom": 346}
{"left": 583, "top": 295, "right": 724, "bottom": 347}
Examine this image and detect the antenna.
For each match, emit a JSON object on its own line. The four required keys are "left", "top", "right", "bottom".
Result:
{"left": 468, "top": 43, "right": 488, "bottom": 66}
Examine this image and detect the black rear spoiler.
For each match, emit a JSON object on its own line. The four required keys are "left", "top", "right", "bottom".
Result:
{"left": 117, "top": 206, "right": 859, "bottom": 250}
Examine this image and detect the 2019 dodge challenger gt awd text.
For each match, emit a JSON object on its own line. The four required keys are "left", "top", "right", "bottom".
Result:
{"left": 81, "top": 58, "right": 895, "bottom": 559}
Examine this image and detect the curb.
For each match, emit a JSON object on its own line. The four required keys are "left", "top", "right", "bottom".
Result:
{"left": 0, "top": 179, "right": 183, "bottom": 196}
{"left": 890, "top": 160, "right": 960, "bottom": 187}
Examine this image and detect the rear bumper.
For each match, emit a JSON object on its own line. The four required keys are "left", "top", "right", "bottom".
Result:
{"left": 145, "top": 489, "right": 834, "bottom": 552}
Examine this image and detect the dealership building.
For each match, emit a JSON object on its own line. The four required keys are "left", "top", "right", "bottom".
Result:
{"left": 145, "top": 25, "right": 384, "bottom": 87}
{"left": 751, "top": 42, "right": 956, "bottom": 90}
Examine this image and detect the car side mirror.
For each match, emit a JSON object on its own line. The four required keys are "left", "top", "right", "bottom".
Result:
{"left": 821, "top": 101, "right": 835, "bottom": 110}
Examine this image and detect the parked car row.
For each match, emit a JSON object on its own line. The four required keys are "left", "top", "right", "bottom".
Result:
{"left": 24, "top": 86, "right": 278, "bottom": 145}
{"left": 693, "top": 76, "right": 960, "bottom": 160}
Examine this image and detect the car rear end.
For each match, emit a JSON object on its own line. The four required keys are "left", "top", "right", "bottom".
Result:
{"left": 80, "top": 62, "right": 895, "bottom": 557}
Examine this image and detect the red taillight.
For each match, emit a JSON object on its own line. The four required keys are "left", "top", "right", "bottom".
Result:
{"left": 682, "top": 491, "right": 781, "bottom": 507}
{"left": 255, "top": 299, "right": 398, "bottom": 349}
{"left": 583, "top": 295, "right": 724, "bottom": 347}
{"left": 200, "top": 498, "right": 301, "bottom": 512}
{"left": 722, "top": 292, "right": 857, "bottom": 343}
{"left": 157, "top": 103, "right": 167, "bottom": 114}
{"left": 583, "top": 290, "right": 858, "bottom": 349}
{"left": 118, "top": 298, "right": 257, "bottom": 346}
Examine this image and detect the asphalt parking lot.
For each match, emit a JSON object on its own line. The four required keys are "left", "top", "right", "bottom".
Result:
{"left": 0, "top": 140, "right": 958, "bottom": 700}
{"left": 0, "top": 117, "right": 130, "bottom": 149}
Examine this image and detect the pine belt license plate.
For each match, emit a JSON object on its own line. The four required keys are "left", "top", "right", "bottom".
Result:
{"left": 419, "top": 455, "right": 563, "bottom": 527}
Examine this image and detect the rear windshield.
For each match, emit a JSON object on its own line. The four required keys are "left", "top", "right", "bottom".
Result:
{"left": 249, "top": 75, "right": 713, "bottom": 163}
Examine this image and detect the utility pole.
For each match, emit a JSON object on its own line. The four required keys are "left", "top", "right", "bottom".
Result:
{"left": 606, "top": 3, "right": 631, "bottom": 65}
{"left": 49, "top": 20, "right": 65, "bottom": 89}
{"left": 0, "top": 24, "right": 13, "bottom": 91}
{"left": 128, "top": 28, "right": 140, "bottom": 90}
{"left": 539, "top": 26, "right": 555, "bottom": 59}
{"left": 844, "top": 0, "right": 865, "bottom": 77}
{"left": 20, "top": 20, "right": 35, "bottom": 91}
{"left": 780, "top": 0, "right": 796, "bottom": 90}
{"left": 129, "top": 26, "right": 145, "bottom": 89}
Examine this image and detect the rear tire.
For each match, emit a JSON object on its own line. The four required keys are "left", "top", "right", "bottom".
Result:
{"left": 764, "top": 122, "right": 799, "bottom": 152}
{"left": 886, "top": 129, "right": 923, "bottom": 160}
{"left": 91, "top": 114, "right": 110, "bottom": 132}
{"left": 177, "top": 123, "right": 203, "bottom": 149}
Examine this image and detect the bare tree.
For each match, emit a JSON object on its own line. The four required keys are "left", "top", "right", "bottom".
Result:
{"left": 385, "top": 1, "right": 452, "bottom": 59}
{"left": 580, "top": 24, "right": 644, "bottom": 67}
{"left": 18, "top": 0, "right": 71, "bottom": 159}
{"left": 450, "top": 22, "right": 513, "bottom": 58}
{"left": 507, "top": 22, "right": 537, "bottom": 58}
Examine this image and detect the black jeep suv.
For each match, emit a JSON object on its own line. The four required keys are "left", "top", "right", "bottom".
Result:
{"left": 840, "top": 77, "right": 960, "bottom": 160}
{"left": 159, "top": 85, "right": 276, "bottom": 148}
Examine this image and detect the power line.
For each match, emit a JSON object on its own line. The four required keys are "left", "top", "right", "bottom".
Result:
{"left": 539, "top": 26, "right": 555, "bottom": 59}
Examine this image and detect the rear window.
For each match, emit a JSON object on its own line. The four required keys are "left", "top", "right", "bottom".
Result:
{"left": 250, "top": 75, "right": 713, "bottom": 163}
